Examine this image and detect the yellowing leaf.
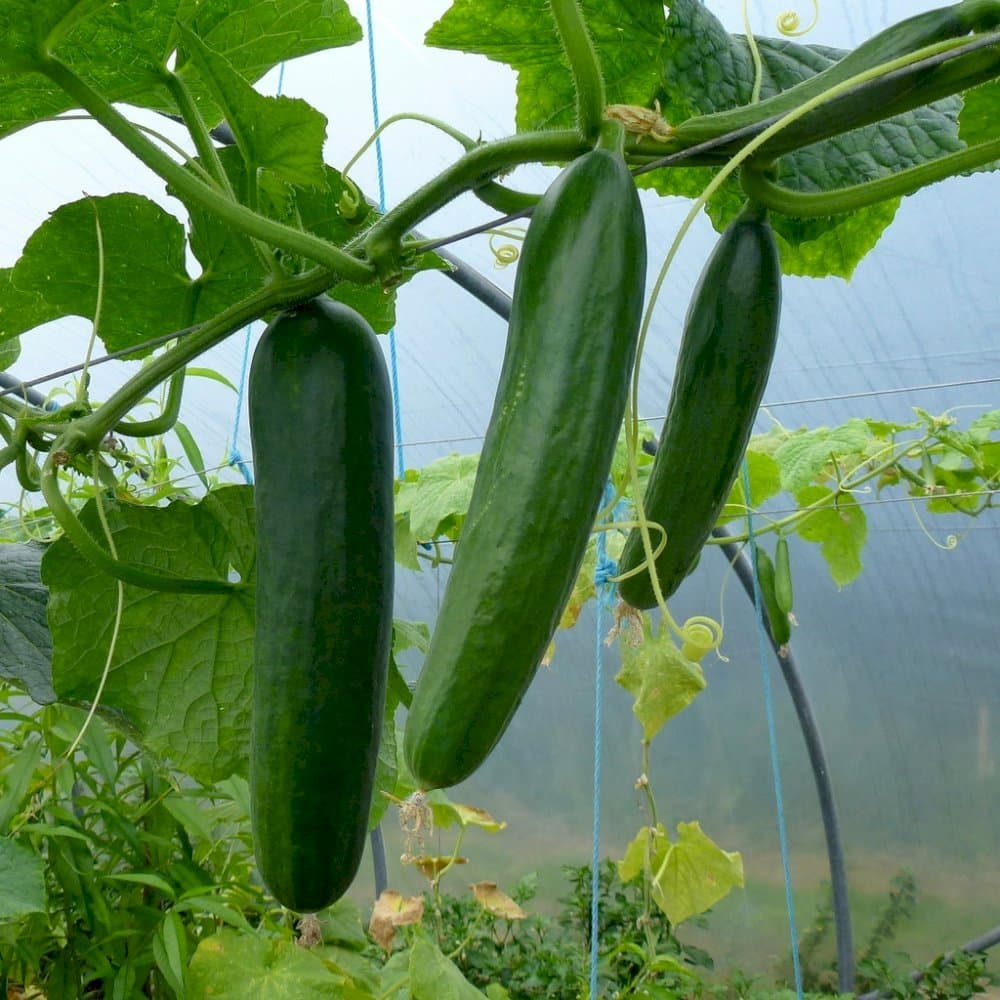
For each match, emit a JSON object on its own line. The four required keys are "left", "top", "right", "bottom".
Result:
{"left": 470, "top": 882, "right": 527, "bottom": 920}
{"left": 368, "top": 891, "right": 425, "bottom": 952}
{"left": 616, "top": 623, "right": 706, "bottom": 742}
{"left": 649, "top": 822, "right": 743, "bottom": 925}
{"left": 409, "top": 855, "right": 467, "bottom": 880}
{"left": 426, "top": 792, "right": 506, "bottom": 832}
{"left": 618, "top": 823, "right": 670, "bottom": 885}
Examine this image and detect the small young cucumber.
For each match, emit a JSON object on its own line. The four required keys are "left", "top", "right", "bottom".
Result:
{"left": 249, "top": 297, "right": 394, "bottom": 912}
{"left": 754, "top": 543, "right": 792, "bottom": 647}
{"left": 774, "top": 536, "right": 794, "bottom": 615}
{"left": 618, "top": 202, "right": 782, "bottom": 610}
{"left": 404, "top": 149, "right": 647, "bottom": 790}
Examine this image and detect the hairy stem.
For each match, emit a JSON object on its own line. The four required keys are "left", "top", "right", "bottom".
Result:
{"left": 363, "top": 130, "right": 586, "bottom": 279}
{"left": 741, "top": 135, "right": 1000, "bottom": 216}
{"left": 549, "top": 0, "right": 606, "bottom": 138}
{"left": 40, "top": 57, "right": 375, "bottom": 282}
{"left": 73, "top": 268, "right": 339, "bottom": 447}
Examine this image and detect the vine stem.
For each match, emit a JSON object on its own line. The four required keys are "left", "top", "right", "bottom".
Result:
{"left": 549, "top": 0, "right": 606, "bottom": 138}
{"left": 38, "top": 57, "right": 375, "bottom": 283}
{"left": 72, "top": 267, "right": 338, "bottom": 447}
{"left": 741, "top": 134, "right": 1000, "bottom": 217}
{"left": 362, "top": 130, "right": 587, "bottom": 277}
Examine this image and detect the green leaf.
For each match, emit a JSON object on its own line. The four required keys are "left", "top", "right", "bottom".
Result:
{"left": 172, "top": 421, "right": 210, "bottom": 490}
{"left": 651, "top": 821, "right": 743, "bottom": 925}
{"left": 103, "top": 871, "right": 177, "bottom": 898}
{"left": 0, "top": 0, "right": 181, "bottom": 137}
{"left": 153, "top": 910, "right": 189, "bottom": 997}
{"left": 0, "top": 332, "right": 20, "bottom": 370}
{"left": 719, "top": 450, "right": 782, "bottom": 523}
{"left": 0, "top": 836, "right": 46, "bottom": 919}
{"left": 370, "top": 711, "right": 398, "bottom": 830}
{"left": 967, "top": 409, "right": 1000, "bottom": 441}
{"left": 0, "top": 542, "right": 55, "bottom": 703}
{"left": 175, "top": 0, "right": 362, "bottom": 118}
{"left": 409, "top": 935, "right": 487, "bottom": 999}
{"left": 393, "top": 619, "right": 430, "bottom": 656}
{"left": 187, "top": 928, "right": 346, "bottom": 997}
{"left": 426, "top": 0, "right": 667, "bottom": 133}
{"left": 615, "top": 622, "right": 706, "bottom": 743}
{"left": 318, "top": 896, "right": 369, "bottom": 952}
{"left": 0, "top": 195, "right": 194, "bottom": 357}
{"left": 395, "top": 453, "right": 479, "bottom": 541}
{"left": 775, "top": 419, "right": 871, "bottom": 493}
{"left": 795, "top": 488, "right": 866, "bottom": 586}
{"left": 42, "top": 485, "right": 255, "bottom": 783}
{"left": 178, "top": 24, "right": 329, "bottom": 188}
{"left": 960, "top": 81, "right": 1000, "bottom": 145}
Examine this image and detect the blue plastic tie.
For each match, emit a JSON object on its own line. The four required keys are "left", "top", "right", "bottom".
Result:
{"left": 740, "top": 461, "right": 804, "bottom": 999}
{"left": 589, "top": 482, "right": 620, "bottom": 999}
{"left": 364, "top": 0, "right": 406, "bottom": 480}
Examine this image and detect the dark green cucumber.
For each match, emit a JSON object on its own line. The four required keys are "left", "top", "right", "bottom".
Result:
{"left": 249, "top": 297, "right": 393, "bottom": 912}
{"left": 618, "top": 202, "right": 781, "bottom": 609}
{"left": 754, "top": 543, "right": 792, "bottom": 647}
{"left": 404, "top": 149, "right": 647, "bottom": 790}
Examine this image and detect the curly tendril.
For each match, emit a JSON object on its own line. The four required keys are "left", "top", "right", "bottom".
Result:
{"left": 777, "top": 0, "right": 819, "bottom": 37}
{"left": 488, "top": 227, "right": 526, "bottom": 268}
{"left": 680, "top": 616, "right": 724, "bottom": 662}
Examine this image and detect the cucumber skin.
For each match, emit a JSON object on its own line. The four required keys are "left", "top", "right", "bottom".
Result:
{"left": 404, "top": 150, "right": 647, "bottom": 790}
{"left": 249, "top": 298, "right": 394, "bottom": 912}
{"left": 618, "top": 203, "right": 781, "bottom": 610}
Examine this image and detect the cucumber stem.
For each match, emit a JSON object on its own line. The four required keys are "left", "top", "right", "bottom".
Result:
{"left": 115, "top": 368, "right": 186, "bottom": 438}
{"left": 549, "top": 0, "right": 606, "bottom": 139}
{"left": 73, "top": 268, "right": 340, "bottom": 447}
{"left": 741, "top": 135, "right": 1000, "bottom": 217}
{"left": 362, "top": 130, "right": 587, "bottom": 280}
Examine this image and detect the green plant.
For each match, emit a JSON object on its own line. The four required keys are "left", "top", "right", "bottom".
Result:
{"left": 248, "top": 298, "right": 395, "bottom": 912}
{"left": 403, "top": 144, "right": 647, "bottom": 790}
{"left": 618, "top": 201, "right": 782, "bottom": 610}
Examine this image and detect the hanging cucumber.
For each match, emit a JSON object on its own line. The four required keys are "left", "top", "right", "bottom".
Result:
{"left": 249, "top": 297, "right": 394, "bottom": 912}
{"left": 618, "top": 201, "right": 782, "bottom": 609}
{"left": 404, "top": 149, "right": 647, "bottom": 790}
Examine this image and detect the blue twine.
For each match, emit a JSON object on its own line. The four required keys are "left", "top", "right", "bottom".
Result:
{"left": 589, "top": 483, "right": 620, "bottom": 1000}
{"left": 364, "top": 0, "right": 406, "bottom": 480}
{"left": 740, "top": 462, "right": 804, "bottom": 999}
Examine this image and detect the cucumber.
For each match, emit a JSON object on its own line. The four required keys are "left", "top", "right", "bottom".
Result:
{"left": 754, "top": 543, "right": 792, "bottom": 647}
{"left": 618, "top": 201, "right": 781, "bottom": 609}
{"left": 774, "top": 536, "right": 794, "bottom": 615}
{"left": 249, "top": 297, "right": 394, "bottom": 912}
{"left": 404, "top": 149, "right": 647, "bottom": 790}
